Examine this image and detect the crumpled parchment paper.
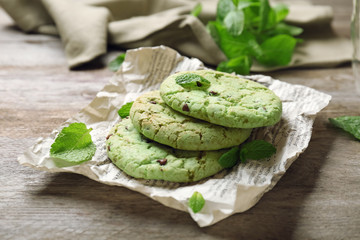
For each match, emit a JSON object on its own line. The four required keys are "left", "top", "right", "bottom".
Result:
{"left": 18, "top": 46, "right": 332, "bottom": 227}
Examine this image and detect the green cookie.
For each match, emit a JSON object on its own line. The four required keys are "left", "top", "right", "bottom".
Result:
{"left": 106, "top": 118, "right": 226, "bottom": 182}
{"left": 160, "top": 70, "right": 282, "bottom": 128}
{"left": 130, "top": 91, "right": 252, "bottom": 151}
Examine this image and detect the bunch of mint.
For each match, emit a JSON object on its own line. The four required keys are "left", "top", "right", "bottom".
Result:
{"left": 207, "top": 0, "right": 303, "bottom": 74}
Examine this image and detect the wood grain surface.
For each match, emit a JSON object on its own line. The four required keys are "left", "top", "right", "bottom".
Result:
{"left": 1, "top": 1, "right": 359, "bottom": 239}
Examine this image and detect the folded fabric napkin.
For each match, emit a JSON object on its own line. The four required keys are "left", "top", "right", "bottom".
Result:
{"left": 0, "top": 0, "right": 352, "bottom": 70}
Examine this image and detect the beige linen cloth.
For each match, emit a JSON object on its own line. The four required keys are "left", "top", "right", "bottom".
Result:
{"left": 0, "top": 0, "right": 352, "bottom": 70}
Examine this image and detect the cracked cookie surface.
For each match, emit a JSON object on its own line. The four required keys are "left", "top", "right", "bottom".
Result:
{"left": 160, "top": 70, "right": 282, "bottom": 128}
{"left": 130, "top": 91, "right": 252, "bottom": 151}
{"left": 106, "top": 118, "right": 226, "bottom": 182}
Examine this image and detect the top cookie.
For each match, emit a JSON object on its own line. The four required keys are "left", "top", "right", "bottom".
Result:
{"left": 160, "top": 70, "right": 282, "bottom": 128}
{"left": 130, "top": 91, "right": 252, "bottom": 151}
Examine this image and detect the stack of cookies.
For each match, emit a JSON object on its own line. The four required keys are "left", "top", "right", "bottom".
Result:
{"left": 106, "top": 70, "right": 282, "bottom": 182}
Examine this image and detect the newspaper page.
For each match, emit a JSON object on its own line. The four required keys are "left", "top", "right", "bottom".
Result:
{"left": 18, "top": 46, "right": 332, "bottom": 227}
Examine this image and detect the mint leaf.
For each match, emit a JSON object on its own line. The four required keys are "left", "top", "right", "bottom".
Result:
{"left": 217, "top": 0, "right": 236, "bottom": 21}
{"left": 118, "top": 102, "right": 133, "bottom": 118}
{"left": 232, "top": 0, "right": 240, "bottom": 6}
{"left": 50, "top": 123, "right": 96, "bottom": 167}
{"left": 329, "top": 116, "right": 360, "bottom": 140}
{"left": 272, "top": 22, "right": 303, "bottom": 36}
{"left": 189, "top": 191, "right": 205, "bottom": 213}
{"left": 218, "top": 147, "right": 240, "bottom": 168}
{"left": 191, "top": 3, "right": 202, "bottom": 17}
{"left": 239, "top": 140, "right": 276, "bottom": 163}
{"left": 224, "top": 9, "right": 245, "bottom": 36}
{"left": 242, "top": 2, "right": 261, "bottom": 29}
{"left": 208, "top": 21, "right": 261, "bottom": 59}
{"left": 273, "top": 3, "right": 289, "bottom": 22}
{"left": 175, "top": 73, "right": 211, "bottom": 89}
{"left": 216, "top": 55, "right": 252, "bottom": 75}
{"left": 108, "top": 53, "right": 125, "bottom": 72}
{"left": 257, "top": 34, "right": 297, "bottom": 66}
{"left": 259, "top": 0, "right": 271, "bottom": 32}
{"left": 237, "top": 1, "right": 255, "bottom": 10}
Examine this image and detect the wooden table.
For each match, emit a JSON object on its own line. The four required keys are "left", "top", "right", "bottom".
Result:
{"left": 1, "top": 1, "right": 359, "bottom": 239}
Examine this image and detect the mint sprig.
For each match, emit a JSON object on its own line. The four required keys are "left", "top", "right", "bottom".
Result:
{"left": 50, "top": 122, "right": 96, "bottom": 167}
{"left": 175, "top": 73, "right": 211, "bottom": 90}
{"left": 329, "top": 116, "right": 360, "bottom": 140}
{"left": 188, "top": 191, "right": 205, "bottom": 213}
{"left": 207, "top": 0, "right": 303, "bottom": 75}
{"left": 108, "top": 53, "right": 126, "bottom": 72}
{"left": 118, "top": 101, "right": 133, "bottom": 118}
{"left": 218, "top": 140, "right": 276, "bottom": 168}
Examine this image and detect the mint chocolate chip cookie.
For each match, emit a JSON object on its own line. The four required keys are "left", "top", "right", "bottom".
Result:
{"left": 130, "top": 91, "right": 252, "bottom": 151}
{"left": 106, "top": 118, "right": 226, "bottom": 182}
{"left": 160, "top": 70, "right": 282, "bottom": 128}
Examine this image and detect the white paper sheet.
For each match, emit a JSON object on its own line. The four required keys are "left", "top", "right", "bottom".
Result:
{"left": 18, "top": 46, "right": 332, "bottom": 227}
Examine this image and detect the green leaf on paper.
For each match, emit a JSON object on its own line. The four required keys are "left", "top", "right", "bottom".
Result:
{"left": 239, "top": 140, "right": 276, "bottom": 163}
{"left": 329, "top": 116, "right": 360, "bottom": 140}
{"left": 218, "top": 140, "right": 276, "bottom": 168}
{"left": 108, "top": 53, "right": 126, "bottom": 72}
{"left": 189, "top": 191, "right": 205, "bottom": 213}
{"left": 118, "top": 102, "right": 134, "bottom": 118}
{"left": 218, "top": 146, "right": 240, "bottom": 168}
{"left": 50, "top": 123, "right": 96, "bottom": 166}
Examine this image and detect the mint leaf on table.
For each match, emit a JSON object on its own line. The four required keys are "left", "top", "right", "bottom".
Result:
{"left": 108, "top": 53, "right": 126, "bottom": 72}
{"left": 118, "top": 101, "right": 133, "bottom": 118}
{"left": 189, "top": 191, "right": 205, "bottom": 213}
{"left": 175, "top": 73, "right": 211, "bottom": 90}
{"left": 329, "top": 116, "right": 360, "bottom": 140}
{"left": 239, "top": 140, "right": 276, "bottom": 163}
{"left": 191, "top": 3, "right": 202, "bottom": 17}
{"left": 207, "top": 0, "right": 303, "bottom": 75}
{"left": 50, "top": 122, "right": 96, "bottom": 167}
